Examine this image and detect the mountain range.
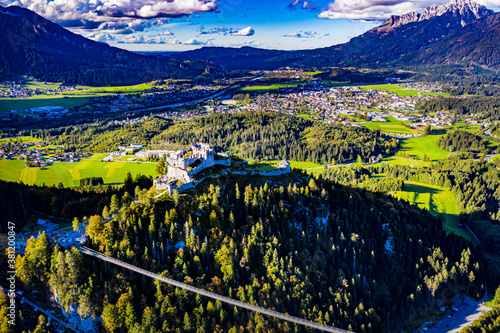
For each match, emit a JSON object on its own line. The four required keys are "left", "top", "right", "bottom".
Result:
{"left": 179, "top": 0, "right": 500, "bottom": 72}
{"left": 0, "top": 0, "right": 499, "bottom": 85}
{"left": 0, "top": 5, "right": 224, "bottom": 85}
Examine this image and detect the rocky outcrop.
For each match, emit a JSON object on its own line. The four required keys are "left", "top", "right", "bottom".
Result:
{"left": 376, "top": 0, "right": 493, "bottom": 33}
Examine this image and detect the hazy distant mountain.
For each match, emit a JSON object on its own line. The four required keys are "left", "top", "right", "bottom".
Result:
{"left": 179, "top": 0, "right": 498, "bottom": 72}
{"left": 0, "top": 5, "right": 224, "bottom": 85}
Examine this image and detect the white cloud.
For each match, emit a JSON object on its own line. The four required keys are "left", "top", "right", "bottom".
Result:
{"left": 87, "top": 33, "right": 116, "bottom": 43}
{"left": 94, "top": 18, "right": 169, "bottom": 34}
{"left": 182, "top": 38, "right": 213, "bottom": 45}
{"left": 283, "top": 32, "right": 302, "bottom": 38}
{"left": 304, "top": 30, "right": 317, "bottom": 35}
{"left": 231, "top": 26, "right": 255, "bottom": 36}
{"left": 159, "top": 30, "right": 174, "bottom": 36}
{"left": 2, "top": 0, "right": 218, "bottom": 21}
{"left": 317, "top": 0, "right": 477, "bottom": 21}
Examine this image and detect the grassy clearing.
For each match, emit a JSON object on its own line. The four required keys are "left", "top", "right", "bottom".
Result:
{"left": 267, "top": 160, "right": 322, "bottom": 169}
{"left": 239, "top": 81, "right": 304, "bottom": 93}
{"left": 0, "top": 97, "right": 89, "bottom": 112}
{"left": 0, "top": 160, "right": 24, "bottom": 182}
{"left": 246, "top": 164, "right": 277, "bottom": 172}
{"left": 398, "top": 134, "right": 449, "bottom": 161}
{"left": 392, "top": 181, "right": 476, "bottom": 243}
{"left": 362, "top": 116, "right": 418, "bottom": 134}
{"left": 0, "top": 136, "right": 42, "bottom": 143}
{"left": 304, "top": 71, "right": 323, "bottom": 75}
{"left": 382, "top": 156, "right": 431, "bottom": 167}
{"left": 88, "top": 153, "right": 108, "bottom": 159}
{"left": 0, "top": 159, "right": 157, "bottom": 187}
{"left": 360, "top": 84, "right": 450, "bottom": 97}
{"left": 19, "top": 167, "right": 38, "bottom": 185}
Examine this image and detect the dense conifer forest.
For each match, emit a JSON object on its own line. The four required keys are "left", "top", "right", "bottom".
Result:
{"left": 7, "top": 172, "right": 483, "bottom": 333}
{"left": 437, "top": 131, "right": 489, "bottom": 153}
{"left": 152, "top": 112, "right": 397, "bottom": 165}
{"left": 417, "top": 96, "right": 500, "bottom": 120}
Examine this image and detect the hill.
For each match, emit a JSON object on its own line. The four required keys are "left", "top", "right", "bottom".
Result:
{"left": 6, "top": 171, "right": 484, "bottom": 332}
{"left": 150, "top": 111, "right": 399, "bottom": 164}
{"left": 0, "top": 5, "right": 225, "bottom": 85}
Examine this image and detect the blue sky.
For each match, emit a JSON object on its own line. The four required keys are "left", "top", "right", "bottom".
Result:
{"left": 2, "top": 0, "right": 499, "bottom": 51}
{"left": 115, "top": 0, "right": 381, "bottom": 51}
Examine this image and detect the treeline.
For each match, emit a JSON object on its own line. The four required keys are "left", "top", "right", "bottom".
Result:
{"left": 446, "top": 83, "right": 500, "bottom": 97}
{"left": 79, "top": 177, "right": 104, "bottom": 186}
{"left": 0, "top": 172, "right": 152, "bottom": 224}
{"left": 152, "top": 111, "right": 398, "bottom": 165}
{"left": 417, "top": 96, "right": 500, "bottom": 119}
{"left": 322, "top": 163, "right": 371, "bottom": 185}
{"left": 364, "top": 177, "right": 405, "bottom": 192}
{"left": 22, "top": 117, "right": 172, "bottom": 152}
{"left": 375, "top": 156, "right": 500, "bottom": 285}
{"left": 11, "top": 172, "right": 481, "bottom": 332}
{"left": 437, "top": 130, "right": 489, "bottom": 153}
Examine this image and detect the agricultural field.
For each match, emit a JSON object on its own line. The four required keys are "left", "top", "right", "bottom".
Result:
{"left": 0, "top": 96, "right": 89, "bottom": 112}
{"left": 0, "top": 159, "right": 157, "bottom": 187}
{"left": 360, "top": 84, "right": 450, "bottom": 97}
{"left": 392, "top": 181, "right": 477, "bottom": 243}
{"left": 361, "top": 116, "right": 418, "bottom": 134}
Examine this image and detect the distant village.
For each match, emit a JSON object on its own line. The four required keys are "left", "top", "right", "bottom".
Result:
{"left": 0, "top": 140, "right": 88, "bottom": 167}
{"left": 0, "top": 82, "right": 227, "bottom": 123}
{"left": 1, "top": 80, "right": 489, "bottom": 142}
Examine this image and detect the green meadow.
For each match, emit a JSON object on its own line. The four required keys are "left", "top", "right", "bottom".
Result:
{"left": 239, "top": 81, "right": 304, "bottom": 93}
{"left": 360, "top": 84, "right": 450, "bottom": 97}
{"left": 397, "top": 134, "right": 450, "bottom": 161}
{"left": 0, "top": 159, "right": 157, "bottom": 187}
{"left": 361, "top": 116, "right": 418, "bottom": 134}
{"left": 267, "top": 160, "right": 322, "bottom": 169}
{"left": 0, "top": 136, "right": 42, "bottom": 144}
{"left": 0, "top": 96, "right": 89, "bottom": 112}
{"left": 383, "top": 155, "right": 431, "bottom": 167}
{"left": 392, "top": 181, "right": 477, "bottom": 243}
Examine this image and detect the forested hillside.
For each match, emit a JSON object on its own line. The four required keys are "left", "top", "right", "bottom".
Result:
{"left": 10, "top": 172, "right": 482, "bottom": 332}
{"left": 39, "top": 117, "right": 173, "bottom": 152}
{"left": 437, "top": 130, "right": 489, "bottom": 153}
{"left": 372, "top": 155, "right": 500, "bottom": 286}
{"left": 152, "top": 112, "right": 398, "bottom": 164}
{"left": 417, "top": 96, "right": 500, "bottom": 119}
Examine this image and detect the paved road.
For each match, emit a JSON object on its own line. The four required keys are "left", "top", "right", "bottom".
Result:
{"left": 131, "top": 73, "right": 267, "bottom": 113}
{"left": 77, "top": 246, "right": 352, "bottom": 333}
{"left": 1, "top": 287, "right": 83, "bottom": 333}
{"left": 485, "top": 154, "right": 499, "bottom": 162}
{"left": 425, "top": 293, "right": 490, "bottom": 333}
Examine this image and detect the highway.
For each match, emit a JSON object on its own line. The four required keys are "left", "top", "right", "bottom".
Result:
{"left": 77, "top": 246, "right": 353, "bottom": 333}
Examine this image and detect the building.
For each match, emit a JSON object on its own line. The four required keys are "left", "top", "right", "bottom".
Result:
{"left": 154, "top": 143, "right": 230, "bottom": 192}
{"left": 277, "top": 159, "right": 290, "bottom": 169}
